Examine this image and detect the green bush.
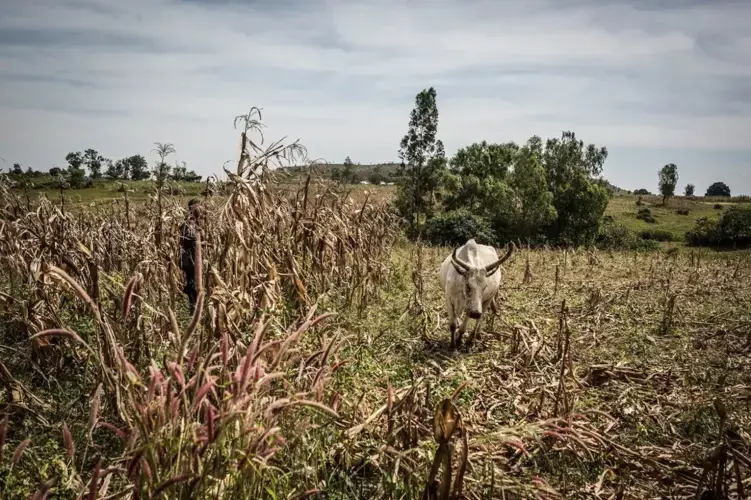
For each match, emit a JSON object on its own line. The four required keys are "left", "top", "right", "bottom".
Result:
{"left": 423, "top": 210, "right": 497, "bottom": 247}
{"left": 686, "top": 207, "right": 751, "bottom": 248}
{"left": 715, "top": 207, "right": 751, "bottom": 247}
{"left": 636, "top": 207, "right": 656, "bottom": 223}
{"left": 596, "top": 221, "right": 659, "bottom": 251}
{"left": 685, "top": 217, "right": 718, "bottom": 246}
{"left": 714, "top": 204, "right": 724, "bottom": 210}
{"left": 638, "top": 229, "right": 675, "bottom": 242}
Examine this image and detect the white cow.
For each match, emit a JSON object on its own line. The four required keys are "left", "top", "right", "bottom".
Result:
{"left": 439, "top": 239, "right": 514, "bottom": 349}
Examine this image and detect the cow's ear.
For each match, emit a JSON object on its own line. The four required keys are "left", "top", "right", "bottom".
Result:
{"left": 451, "top": 261, "right": 466, "bottom": 276}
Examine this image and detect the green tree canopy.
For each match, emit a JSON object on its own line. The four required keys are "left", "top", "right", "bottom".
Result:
{"left": 341, "top": 156, "right": 356, "bottom": 184}
{"left": 658, "top": 163, "right": 678, "bottom": 204}
{"left": 84, "top": 148, "right": 105, "bottom": 179}
{"left": 128, "top": 155, "right": 150, "bottom": 180}
{"left": 65, "top": 151, "right": 87, "bottom": 188}
{"left": 705, "top": 181, "right": 731, "bottom": 197}
{"left": 394, "top": 87, "right": 447, "bottom": 235}
{"left": 438, "top": 131, "right": 609, "bottom": 246}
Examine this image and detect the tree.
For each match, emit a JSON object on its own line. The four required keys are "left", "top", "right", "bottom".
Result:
{"left": 341, "top": 156, "right": 355, "bottom": 184}
{"left": 395, "top": 87, "right": 446, "bottom": 234}
{"left": 128, "top": 155, "right": 150, "bottom": 180}
{"left": 658, "top": 163, "right": 678, "bottom": 205}
{"left": 11, "top": 163, "right": 22, "bottom": 175}
{"left": 108, "top": 160, "right": 120, "bottom": 179}
{"left": 549, "top": 169, "right": 609, "bottom": 245}
{"left": 184, "top": 170, "right": 202, "bottom": 182}
{"left": 67, "top": 164, "right": 86, "bottom": 188}
{"left": 443, "top": 141, "right": 518, "bottom": 215}
{"left": 508, "top": 144, "right": 557, "bottom": 241}
{"left": 83, "top": 148, "right": 105, "bottom": 179}
{"left": 65, "top": 152, "right": 84, "bottom": 170}
{"left": 167, "top": 161, "right": 202, "bottom": 182}
{"left": 65, "top": 151, "right": 87, "bottom": 188}
{"left": 368, "top": 165, "right": 384, "bottom": 185}
{"left": 49, "top": 167, "right": 61, "bottom": 176}
{"left": 684, "top": 183, "right": 695, "bottom": 196}
{"left": 541, "top": 131, "right": 609, "bottom": 245}
{"left": 330, "top": 167, "right": 341, "bottom": 182}
{"left": 450, "top": 140, "right": 518, "bottom": 179}
{"left": 705, "top": 181, "right": 731, "bottom": 197}
{"left": 171, "top": 161, "right": 188, "bottom": 181}
{"left": 634, "top": 188, "right": 651, "bottom": 195}
{"left": 542, "top": 131, "right": 607, "bottom": 192}
{"left": 105, "top": 159, "right": 122, "bottom": 179}
{"left": 437, "top": 131, "right": 608, "bottom": 246}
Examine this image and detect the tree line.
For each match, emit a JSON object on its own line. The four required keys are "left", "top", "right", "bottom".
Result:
{"left": 6, "top": 146, "right": 202, "bottom": 188}
{"left": 635, "top": 175, "right": 731, "bottom": 199}
{"left": 392, "top": 87, "right": 745, "bottom": 249}
{"left": 393, "top": 87, "right": 611, "bottom": 247}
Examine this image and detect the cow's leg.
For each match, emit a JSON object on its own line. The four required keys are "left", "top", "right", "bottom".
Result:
{"left": 456, "top": 314, "right": 470, "bottom": 348}
{"left": 447, "top": 296, "right": 458, "bottom": 348}
{"left": 467, "top": 298, "right": 492, "bottom": 347}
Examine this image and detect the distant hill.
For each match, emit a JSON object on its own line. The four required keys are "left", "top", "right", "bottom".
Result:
{"left": 281, "top": 163, "right": 401, "bottom": 183}
{"left": 595, "top": 178, "right": 629, "bottom": 195}
{"left": 281, "top": 164, "right": 633, "bottom": 194}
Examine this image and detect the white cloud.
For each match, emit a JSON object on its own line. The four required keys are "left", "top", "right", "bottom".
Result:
{"left": 0, "top": 0, "right": 750, "bottom": 192}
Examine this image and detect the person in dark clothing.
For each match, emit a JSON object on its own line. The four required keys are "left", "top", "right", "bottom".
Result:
{"left": 179, "top": 199, "right": 201, "bottom": 312}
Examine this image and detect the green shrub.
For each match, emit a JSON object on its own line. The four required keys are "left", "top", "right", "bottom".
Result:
{"left": 596, "top": 221, "right": 659, "bottom": 251}
{"left": 423, "top": 210, "right": 497, "bottom": 247}
{"left": 715, "top": 206, "right": 751, "bottom": 247}
{"left": 638, "top": 229, "right": 675, "bottom": 242}
{"left": 686, "top": 207, "right": 751, "bottom": 248}
{"left": 636, "top": 207, "right": 656, "bottom": 223}
{"left": 714, "top": 204, "right": 724, "bottom": 210}
{"left": 685, "top": 217, "right": 718, "bottom": 246}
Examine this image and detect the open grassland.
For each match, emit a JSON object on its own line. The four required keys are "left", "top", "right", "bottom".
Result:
{"left": 606, "top": 194, "right": 738, "bottom": 243}
{"left": 10, "top": 175, "right": 393, "bottom": 210}
{"left": 1, "top": 173, "right": 750, "bottom": 499}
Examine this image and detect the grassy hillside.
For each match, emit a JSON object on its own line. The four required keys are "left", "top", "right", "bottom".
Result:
{"left": 606, "top": 194, "right": 723, "bottom": 239}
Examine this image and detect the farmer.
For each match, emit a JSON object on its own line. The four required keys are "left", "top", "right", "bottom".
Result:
{"left": 179, "top": 198, "right": 201, "bottom": 312}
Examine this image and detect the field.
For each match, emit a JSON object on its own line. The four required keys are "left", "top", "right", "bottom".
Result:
{"left": 8, "top": 174, "right": 395, "bottom": 209}
{"left": 0, "top": 171, "right": 750, "bottom": 499}
{"left": 605, "top": 194, "right": 731, "bottom": 242}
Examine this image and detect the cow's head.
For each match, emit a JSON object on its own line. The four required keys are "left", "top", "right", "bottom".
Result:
{"left": 450, "top": 244, "right": 514, "bottom": 319}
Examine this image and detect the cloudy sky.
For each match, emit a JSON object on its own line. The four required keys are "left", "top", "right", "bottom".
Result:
{"left": 1, "top": 0, "right": 749, "bottom": 194}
